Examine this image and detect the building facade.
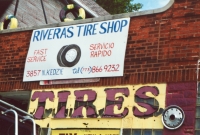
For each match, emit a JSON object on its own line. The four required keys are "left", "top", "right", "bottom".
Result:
{"left": 0, "top": 0, "right": 200, "bottom": 135}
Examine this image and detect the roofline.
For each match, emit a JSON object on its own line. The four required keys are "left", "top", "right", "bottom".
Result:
{"left": 0, "top": 0, "right": 174, "bottom": 34}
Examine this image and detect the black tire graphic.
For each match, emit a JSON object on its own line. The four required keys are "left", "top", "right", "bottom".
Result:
{"left": 59, "top": 4, "right": 85, "bottom": 22}
{"left": 59, "top": 6, "right": 79, "bottom": 22}
{"left": 1, "top": 15, "right": 18, "bottom": 30}
{"left": 57, "top": 44, "right": 81, "bottom": 67}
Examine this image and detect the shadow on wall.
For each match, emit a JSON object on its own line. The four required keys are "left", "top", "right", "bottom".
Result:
{"left": 0, "top": 0, "right": 13, "bottom": 18}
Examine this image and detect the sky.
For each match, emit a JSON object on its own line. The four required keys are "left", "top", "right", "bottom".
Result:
{"left": 133, "top": 0, "right": 170, "bottom": 11}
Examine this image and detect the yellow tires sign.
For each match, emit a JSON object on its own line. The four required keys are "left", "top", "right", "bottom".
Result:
{"left": 52, "top": 130, "right": 120, "bottom": 135}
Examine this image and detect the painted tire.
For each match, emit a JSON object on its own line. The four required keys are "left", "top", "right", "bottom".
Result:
{"left": 57, "top": 44, "right": 81, "bottom": 67}
{"left": 59, "top": 4, "right": 85, "bottom": 22}
{"left": 0, "top": 15, "right": 18, "bottom": 30}
{"left": 161, "top": 105, "right": 185, "bottom": 130}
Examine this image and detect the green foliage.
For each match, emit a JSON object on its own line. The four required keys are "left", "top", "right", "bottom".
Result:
{"left": 94, "top": 0, "right": 143, "bottom": 14}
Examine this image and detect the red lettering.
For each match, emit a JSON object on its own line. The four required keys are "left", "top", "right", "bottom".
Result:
{"left": 34, "top": 48, "right": 48, "bottom": 55}
{"left": 27, "top": 56, "right": 46, "bottom": 62}
{"left": 133, "top": 86, "right": 159, "bottom": 117}
{"left": 89, "top": 43, "right": 114, "bottom": 51}
{"left": 29, "top": 86, "right": 162, "bottom": 119}
{"left": 31, "top": 91, "right": 54, "bottom": 119}
{"left": 55, "top": 91, "right": 71, "bottom": 118}
{"left": 71, "top": 90, "right": 97, "bottom": 118}
{"left": 89, "top": 44, "right": 95, "bottom": 50}
{"left": 90, "top": 50, "right": 112, "bottom": 58}
{"left": 103, "top": 88, "right": 129, "bottom": 118}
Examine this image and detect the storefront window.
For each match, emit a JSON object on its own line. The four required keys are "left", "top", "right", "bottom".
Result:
{"left": 195, "top": 83, "right": 200, "bottom": 135}
{"left": 122, "top": 92, "right": 162, "bottom": 135}
{"left": 123, "top": 129, "right": 162, "bottom": 135}
{"left": 123, "top": 129, "right": 131, "bottom": 135}
{"left": 132, "top": 129, "right": 141, "bottom": 135}
{"left": 153, "top": 130, "right": 163, "bottom": 135}
{"left": 143, "top": 129, "right": 152, "bottom": 135}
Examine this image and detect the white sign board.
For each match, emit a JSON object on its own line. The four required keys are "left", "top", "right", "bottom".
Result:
{"left": 40, "top": 78, "right": 100, "bottom": 85}
{"left": 23, "top": 18, "right": 130, "bottom": 82}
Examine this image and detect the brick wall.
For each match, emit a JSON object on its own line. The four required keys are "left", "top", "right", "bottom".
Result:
{"left": 0, "top": 0, "right": 200, "bottom": 91}
{"left": 0, "top": 0, "right": 199, "bottom": 134}
{"left": 164, "top": 81, "right": 197, "bottom": 134}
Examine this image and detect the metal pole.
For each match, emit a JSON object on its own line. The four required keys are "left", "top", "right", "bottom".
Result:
{"left": 21, "top": 116, "right": 36, "bottom": 135}
{"left": 0, "top": 100, "right": 33, "bottom": 117}
{"left": 73, "top": 0, "right": 99, "bottom": 17}
{"left": 14, "top": 0, "right": 19, "bottom": 16}
{"left": 40, "top": 0, "right": 48, "bottom": 24}
{"left": 2, "top": 109, "right": 18, "bottom": 135}
{"left": 120, "top": 118, "right": 124, "bottom": 135}
{"left": 197, "top": 60, "right": 200, "bottom": 98}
